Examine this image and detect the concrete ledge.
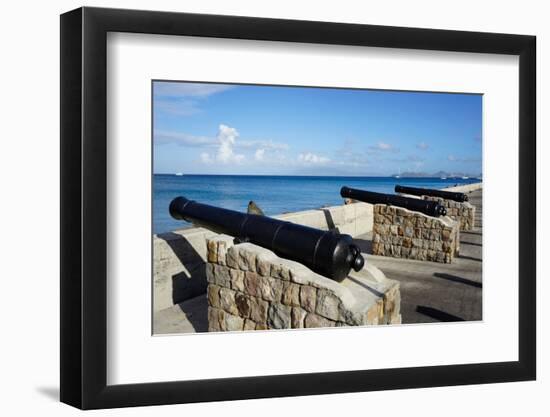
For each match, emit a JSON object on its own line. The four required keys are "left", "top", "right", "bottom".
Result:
{"left": 153, "top": 228, "right": 215, "bottom": 312}
{"left": 206, "top": 235, "right": 401, "bottom": 331}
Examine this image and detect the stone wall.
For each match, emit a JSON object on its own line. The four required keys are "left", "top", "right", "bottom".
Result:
{"left": 372, "top": 204, "right": 460, "bottom": 263}
{"left": 153, "top": 202, "right": 373, "bottom": 312}
{"left": 423, "top": 196, "right": 476, "bottom": 231}
{"left": 206, "top": 235, "right": 401, "bottom": 331}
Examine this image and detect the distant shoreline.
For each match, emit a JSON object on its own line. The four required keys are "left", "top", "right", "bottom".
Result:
{"left": 153, "top": 173, "right": 482, "bottom": 179}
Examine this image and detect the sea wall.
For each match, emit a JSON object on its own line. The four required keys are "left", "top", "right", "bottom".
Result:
{"left": 372, "top": 204, "right": 460, "bottom": 263}
{"left": 206, "top": 235, "right": 401, "bottom": 331}
{"left": 154, "top": 227, "right": 215, "bottom": 312}
{"left": 153, "top": 202, "right": 373, "bottom": 312}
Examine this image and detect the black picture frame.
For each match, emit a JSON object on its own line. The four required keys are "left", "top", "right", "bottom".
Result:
{"left": 60, "top": 6, "right": 536, "bottom": 410}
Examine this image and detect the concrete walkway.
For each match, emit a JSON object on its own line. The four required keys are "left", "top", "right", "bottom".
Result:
{"left": 354, "top": 189, "right": 483, "bottom": 323}
{"left": 154, "top": 189, "right": 483, "bottom": 334}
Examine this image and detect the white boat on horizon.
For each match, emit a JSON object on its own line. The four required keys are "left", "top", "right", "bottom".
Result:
{"left": 175, "top": 172, "right": 184, "bottom": 176}
{"left": 461, "top": 176, "right": 469, "bottom": 179}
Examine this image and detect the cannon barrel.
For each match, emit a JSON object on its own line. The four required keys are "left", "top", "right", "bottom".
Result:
{"left": 169, "top": 197, "right": 365, "bottom": 282}
{"left": 340, "top": 186, "right": 447, "bottom": 217}
{"left": 395, "top": 185, "right": 468, "bottom": 202}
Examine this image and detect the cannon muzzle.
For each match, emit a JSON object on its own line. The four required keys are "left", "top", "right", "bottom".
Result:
{"left": 395, "top": 185, "right": 468, "bottom": 202}
{"left": 340, "top": 186, "right": 447, "bottom": 217}
{"left": 169, "top": 196, "right": 365, "bottom": 282}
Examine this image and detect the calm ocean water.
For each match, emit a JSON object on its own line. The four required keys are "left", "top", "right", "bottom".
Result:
{"left": 153, "top": 175, "right": 480, "bottom": 234}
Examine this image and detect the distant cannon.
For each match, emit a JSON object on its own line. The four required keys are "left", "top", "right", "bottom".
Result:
{"left": 340, "top": 186, "right": 447, "bottom": 217}
{"left": 169, "top": 196, "right": 365, "bottom": 282}
{"left": 395, "top": 185, "right": 468, "bottom": 202}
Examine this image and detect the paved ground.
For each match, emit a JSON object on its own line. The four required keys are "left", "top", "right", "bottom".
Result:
{"left": 354, "top": 189, "right": 483, "bottom": 323}
{"left": 154, "top": 189, "right": 482, "bottom": 333}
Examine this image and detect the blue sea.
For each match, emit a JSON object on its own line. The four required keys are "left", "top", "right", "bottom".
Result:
{"left": 153, "top": 175, "right": 480, "bottom": 234}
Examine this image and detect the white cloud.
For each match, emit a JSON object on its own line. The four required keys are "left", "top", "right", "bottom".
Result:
{"left": 239, "top": 139, "right": 289, "bottom": 151}
{"left": 153, "top": 82, "right": 235, "bottom": 98}
{"left": 156, "top": 124, "right": 291, "bottom": 167}
{"left": 217, "top": 125, "right": 244, "bottom": 163}
{"left": 155, "top": 129, "right": 289, "bottom": 154}
{"left": 368, "top": 142, "right": 399, "bottom": 153}
{"left": 298, "top": 153, "right": 330, "bottom": 164}
{"left": 416, "top": 142, "right": 429, "bottom": 150}
{"left": 154, "top": 130, "right": 217, "bottom": 147}
{"left": 254, "top": 149, "right": 265, "bottom": 161}
{"left": 200, "top": 124, "right": 245, "bottom": 165}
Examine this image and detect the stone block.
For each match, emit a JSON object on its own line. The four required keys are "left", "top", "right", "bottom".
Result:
{"left": 268, "top": 303, "right": 292, "bottom": 328}
{"left": 249, "top": 297, "right": 268, "bottom": 323}
{"left": 234, "top": 292, "right": 251, "bottom": 318}
{"left": 300, "top": 285, "right": 317, "bottom": 313}
{"left": 244, "top": 271, "right": 261, "bottom": 298}
{"left": 291, "top": 307, "right": 307, "bottom": 328}
{"left": 219, "top": 287, "right": 238, "bottom": 316}
{"left": 270, "top": 263, "right": 291, "bottom": 281}
{"left": 257, "top": 254, "right": 272, "bottom": 276}
{"left": 259, "top": 276, "right": 284, "bottom": 302}
{"left": 225, "top": 313, "right": 244, "bottom": 331}
{"left": 282, "top": 282, "right": 301, "bottom": 306}
{"left": 230, "top": 268, "right": 245, "bottom": 292}
{"left": 217, "top": 238, "right": 229, "bottom": 266}
{"left": 316, "top": 289, "right": 341, "bottom": 321}
{"left": 208, "top": 307, "right": 222, "bottom": 332}
{"left": 304, "top": 313, "right": 336, "bottom": 328}
{"left": 207, "top": 284, "right": 221, "bottom": 308}
{"left": 255, "top": 323, "right": 268, "bottom": 330}
{"left": 207, "top": 239, "right": 218, "bottom": 263}
{"left": 238, "top": 246, "right": 257, "bottom": 271}
{"left": 243, "top": 319, "right": 256, "bottom": 331}
{"left": 226, "top": 246, "right": 240, "bottom": 269}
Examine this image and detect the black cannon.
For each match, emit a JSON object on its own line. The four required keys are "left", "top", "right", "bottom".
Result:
{"left": 340, "top": 186, "right": 447, "bottom": 217}
{"left": 395, "top": 185, "right": 468, "bottom": 202}
{"left": 169, "top": 197, "right": 365, "bottom": 282}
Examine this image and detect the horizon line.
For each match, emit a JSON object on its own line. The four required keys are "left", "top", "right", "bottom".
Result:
{"left": 153, "top": 173, "right": 481, "bottom": 178}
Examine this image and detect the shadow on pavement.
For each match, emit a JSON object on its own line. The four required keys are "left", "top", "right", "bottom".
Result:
{"left": 433, "top": 272, "right": 482, "bottom": 288}
{"left": 416, "top": 305, "right": 465, "bottom": 322}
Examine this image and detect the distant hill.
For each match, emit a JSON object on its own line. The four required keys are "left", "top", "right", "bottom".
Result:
{"left": 392, "top": 171, "right": 481, "bottom": 178}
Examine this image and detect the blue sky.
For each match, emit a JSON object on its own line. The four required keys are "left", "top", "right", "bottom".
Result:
{"left": 153, "top": 81, "right": 482, "bottom": 176}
